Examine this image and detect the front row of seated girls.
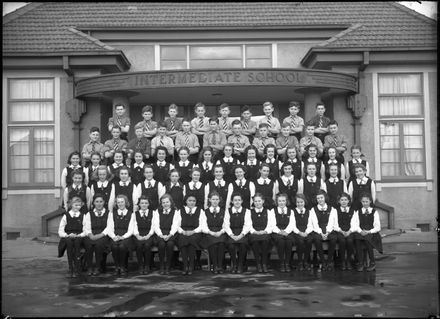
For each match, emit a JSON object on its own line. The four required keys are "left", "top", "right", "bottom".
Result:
{"left": 59, "top": 188, "right": 382, "bottom": 278}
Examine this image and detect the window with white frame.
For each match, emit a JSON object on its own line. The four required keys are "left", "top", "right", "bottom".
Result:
{"left": 378, "top": 73, "right": 425, "bottom": 180}
{"left": 8, "top": 78, "right": 55, "bottom": 187}
{"left": 160, "top": 44, "right": 272, "bottom": 70}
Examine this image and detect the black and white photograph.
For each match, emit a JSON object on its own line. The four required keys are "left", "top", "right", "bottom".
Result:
{"left": 2, "top": 2, "right": 438, "bottom": 317}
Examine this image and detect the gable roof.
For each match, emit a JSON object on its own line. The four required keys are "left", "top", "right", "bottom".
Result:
{"left": 3, "top": 2, "right": 437, "bottom": 54}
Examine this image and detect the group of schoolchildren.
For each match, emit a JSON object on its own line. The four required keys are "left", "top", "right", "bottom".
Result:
{"left": 58, "top": 100, "right": 382, "bottom": 278}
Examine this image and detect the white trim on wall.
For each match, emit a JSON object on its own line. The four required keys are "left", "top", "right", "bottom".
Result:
{"left": 272, "top": 43, "right": 277, "bottom": 68}
{"left": 154, "top": 44, "right": 160, "bottom": 70}
{"left": 422, "top": 72, "right": 432, "bottom": 182}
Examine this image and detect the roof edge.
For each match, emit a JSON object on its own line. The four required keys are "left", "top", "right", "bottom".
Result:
{"left": 317, "top": 23, "right": 363, "bottom": 47}
{"left": 67, "top": 27, "right": 117, "bottom": 51}
{"left": 388, "top": 2, "right": 437, "bottom": 24}
{"left": 3, "top": 2, "right": 45, "bottom": 25}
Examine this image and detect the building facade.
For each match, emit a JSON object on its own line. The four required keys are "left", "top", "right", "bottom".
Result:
{"left": 2, "top": 2, "right": 437, "bottom": 237}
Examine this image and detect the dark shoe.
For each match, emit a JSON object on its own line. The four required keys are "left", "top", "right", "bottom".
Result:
{"left": 159, "top": 268, "right": 165, "bottom": 275}
{"left": 285, "top": 265, "right": 292, "bottom": 273}
{"left": 237, "top": 266, "right": 243, "bottom": 274}
{"left": 356, "top": 264, "right": 364, "bottom": 272}
{"left": 298, "top": 263, "right": 304, "bottom": 271}
{"left": 187, "top": 270, "right": 193, "bottom": 275}
{"left": 305, "top": 263, "right": 312, "bottom": 271}
{"left": 144, "top": 266, "right": 150, "bottom": 274}
{"left": 327, "top": 261, "right": 334, "bottom": 271}
{"left": 121, "top": 268, "right": 128, "bottom": 276}
{"left": 262, "top": 264, "right": 268, "bottom": 273}
{"left": 93, "top": 269, "right": 101, "bottom": 276}
{"left": 218, "top": 268, "right": 224, "bottom": 274}
{"left": 346, "top": 261, "right": 353, "bottom": 271}
{"left": 366, "top": 262, "right": 376, "bottom": 272}
{"left": 114, "top": 267, "right": 121, "bottom": 276}
{"left": 71, "top": 271, "right": 77, "bottom": 278}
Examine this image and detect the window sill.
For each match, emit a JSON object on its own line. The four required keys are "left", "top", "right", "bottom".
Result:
{"left": 2, "top": 188, "right": 62, "bottom": 199}
{"left": 376, "top": 180, "right": 433, "bottom": 191}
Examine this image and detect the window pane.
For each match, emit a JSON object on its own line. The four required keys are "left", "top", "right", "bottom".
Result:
{"left": 34, "top": 169, "right": 54, "bottom": 183}
{"left": 10, "top": 156, "right": 30, "bottom": 169}
{"left": 404, "top": 150, "right": 423, "bottom": 162}
{"left": 380, "top": 136, "right": 399, "bottom": 149}
{"left": 381, "top": 163, "right": 400, "bottom": 176}
{"left": 190, "top": 46, "right": 242, "bottom": 59}
{"left": 10, "top": 128, "right": 30, "bottom": 155}
{"left": 161, "top": 61, "right": 187, "bottom": 70}
{"left": 404, "top": 136, "right": 423, "bottom": 149}
{"left": 246, "top": 45, "right": 271, "bottom": 59}
{"left": 35, "top": 156, "right": 54, "bottom": 169}
{"left": 9, "top": 79, "right": 54, "bottom": 99}
{"left": 402, "top": 122, "right": 423, "bottom": 135}
{"left": 10, "top": 102, "right": 54, "bottom": 122}
{"left": 381, "top": 150, "right": 400, "bottom": 162}
{"left": 190, "top": 59, "right": 242, "bottom": 69}
{"left": 34, "top": 128, "right": 54, "bottom": 155}
{"left": 404, "top": 163, "right": 424, "bottom": 176}
{"left": 161, "top": 46, "right": 186, "bottom": 60}
{"left": 246, "top": 59, "right": 272, "bottom": 68}
{"left": 379, "top": 97, "right": 422, "bottom": 116}
{"left": 380, "top": 122, "right": 399, "bottom": 135}
{"left": 378, "top": 74, "right": 422, "bottom": 94}
{"left": 10, "top": 170, "right": 30, "bottom": 183}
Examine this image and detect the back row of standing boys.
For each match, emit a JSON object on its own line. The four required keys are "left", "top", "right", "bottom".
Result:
{"left": 59, "top": 101, "right": 381, "bottom": 278}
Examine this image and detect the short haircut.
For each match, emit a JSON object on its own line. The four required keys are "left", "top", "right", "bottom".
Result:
{"left": 67, "top": 151, "right": 81, "bottom": 164}
{"left": 281, "top": 122, "right": 291, "bottom": 129}
{"left": 337, "top": 192, "right": 352, "bottom": 205}
{"left": 258, "top": 123, "right": 269, "bottom": 129}
{"left": 116, "top": 194, "right": 130, "bottom": 208}
{"left": 315, "top": 102, "right": 325, "bottom": 108}
{"left": 295, "top": 194, "right": 308, "bottom": 206}
{"left": 241, "top": 105, "right": 251, "bottom": 113}
{"left": 69, "top": 196, "right": 83, "bottom": 208}
{"left": 194, "top": 102, "right": 205, "bottom": 110}
{"left": 143, "top": 164, "right": 154, "bottom": 172}
{"left": 169, "top": 103, "right": 178, "bottom": 110}
{"left": 288, "top": 101, "right": 300, "bottom": 108}
{"left": 231, "top": 119, "right": 242, "bottom": 127}
{"left": 90, "top": 127, "right": 100, "bottom": 134}
{"left": 137, "top": 195, "right": 149, "bottom": 205}
{"left": 223, "top": 143, "right": 234, "bottom": 150}
{"left": 306, "top": 122, "right": 315, "bottom": 128}
{"left": 142, "top": 105, "right": 153, "bottom": 114}
{"left": 111, "top": 126, "right": 122, "bottom": 132}
{"left": 262, "top": 101, "right": 273, "bottom": 108}
{"left": 178, "top": 146, "right": 190, "bottom": 154}
{"left": 209, "top": 117, "right": 219, "bottom": 124}
{"left": 328, "top": 120, "right": 338, "bottom": 126}
{"left": 134, "top": 123, "right": 144, "bottom": 130}
{"left": 114, "top": 104, "right": 125, "bottom": 109}
{"left": 213, "top": 164, "right": 224, "bottom": 172}
{"left": 219, "top": 103, "right": 230, "bottom": 111}
{"left": 158, "top": 121, "right": 167, "bottom": 128}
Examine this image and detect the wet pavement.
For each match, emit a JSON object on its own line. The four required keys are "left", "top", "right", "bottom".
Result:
{"left": 2, "top": 238, "right": 438, "bottom": 317}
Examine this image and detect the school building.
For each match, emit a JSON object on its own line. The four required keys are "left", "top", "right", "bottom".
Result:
{"left": 2, "top": 2, "right": 437, "bottom": 237}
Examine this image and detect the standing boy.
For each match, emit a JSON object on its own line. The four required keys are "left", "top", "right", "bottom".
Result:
{"left": 282, "top": 101, "right": 304, "bottom": 142}
{"left": 299, "top": 124, "right": 324, "bottom": 159}
{"left": 82, "top": 127, "right": 104, "bottom": 167}
{"left": 276, "top": 123, "right": 299, "bottom": 159}
{"left": 136, "top": 105, "right": 157, "bottom": 140}
{"left": 151, "top": 122, "right": 175, "bottom": 161}
{"left": 176, "top": 119, "right": 200, "bottom": 163}
{"left": 324, "top": 120, "right": 348, "bottom": 162}
{"left": 126, "top": 123, "right": 151, "bottom": 161}
{"left": 253, "top": 123, "right": 276, "bottom": 159}
{"left": 257, "top": 101, "right": 281, "bottom": 138}
{"left": 227, "top": 120, "right": 250, "bottom": 163}
{"left": 103, "top": 126, "right": 128, "bottom": 164}
{"left": 240, "top": 105, "right": 257, "bottom": 144}
{"left": 165, "top": 103, "right": 183, "bottom": 140}
{"left": 307, "top": 102, "right": 331, "bottom": 144}
{"left": 108, "top": 104, "right": 130, "bottom": 141}
{"left": 191, "top": 102, "right": 210, "bottom": 149}
{"left": 218, "top": 103, "right": 233, "bottom": 137}
{"left": 203, "top": 117, "right": 227, "bottom": 161}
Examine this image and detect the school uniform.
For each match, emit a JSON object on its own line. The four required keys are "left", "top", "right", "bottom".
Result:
{"left": 283, "top": 114, "right": 304, "bottom": 142}
{"left": 165, "top": 181, "right": 185, "bottom": 211}
{"left": 151, "top": 135, "right": 175, "bottom": 158}
{"left": 90, "top": 180, "right": 113, "bottom": 210}
{"left": 255, "top": 177, "right": 276, "bottom": 209}
{"left": 203, "top": 130, "right": 227, "bottom": 160}
{"left": 324, "top": 133, "right": 348, "bottom": 162}
{"left": 108, "top": 162, "right": 124, "bottom": 183}
{"left": 154, "top": 207, "right": 180, "bottom": 273}
{"left": 271, "top": 206, "right": 295, "bottom": 271}
{"left": 310, "top": 204, "right": 338, "bottom": 268}
{"left": 348, "top": 176, "right": 375, "bottom": 211}
{"left": 276, "top": 175, "right": 298, "bottom": 209}
{"left": 108, "top": 208, "right": 135, "bottom": 275}
{"left": 198, "top": 161, "right": 215, "bottom": 185}
{"left": 275, "top": 135, "right": 299, "bottom": 155}
{"left": 126, "top": 137, "right": 151, "bottom": 159}
{"left": 346, "top": 159, "right": 370, "bottom": 183}
{"left": 84, "top": 164, "right": 100, "bottom": 187}
{"left": 184, "top": 181, "right": 205, "bottom": 208}
{"left": 177, "top": 207, "right": 204, "bottom": 273}
{"left": 307, "top": 115, "right": 331, "bottom": 143}
{"left": 227, "top": 178, "right": 255, "bottom": 209}
{"left": 202, "top": 206, "right": 227, "bottom": 272}
{"left": 252, "top": 136, "right": 276, "bottom": 158}
{"left": 191, "top": 116, "right": 210, "bottom": 148}
{"left": 224, "top": 207, "right": 251, "bottom": 273}
{"left": 325, "top": 177, "right": 347, "bottom": 209}
{"left": 111, "top": 180, "right": 138, "bottom": 211}
{"left": 334, "top": 206, "right": 356, "bottom": 270}
{"left": 264, "top": 157, "right": 282, "bottom": 181}
{"left": 218, "top": 116, "right": 233, "bottom": 136}
{"left": 61, "top": 164, "right": 85, "bottom": 189}
{"left": 152, "top": 160, "right": 174, "bottom": 185}
{"left": 302, "top": 157, "right": 324, "bottom": 180}
{"left": 103, "top": 138, "right": 128, "bottom": 162}
{"left": 227, "top": 134, "right": 250, "bottom": 162}
{"left": 82, "top": 141, "right": 104, "bottom": 167}
{"left": 164, "top": 117, "right": 183, "bottom": 137}
{"left": 58, "top": 210, "right": 87, "bottom": 275}
{"left": 216, "top": 156, "right": 240, "bottom": 183}
{"left": 283, "top": 158, "right": 303, "bottom": 180}
{"left": 244, "top": 159, "right": 260, "bottom": 182}
{"left": 83, "top": 208, "right": 110, "bottom": 274}
{"left": 352, "top": 207, "right": 382, "bottom": 271}
{"left": 108, "top": 115, "right": 131, "bottom": 141}
{"left": 135, "top": 119, "right": 158, "bottom": 140}
{"left": 323, "top": 159, "right": 344, "bottom": 181}
{"left": 249, "top": 207, "right": 275, "bottom": 272}
{"left": 298, "top": 176, "right": 327, "bottom": 210}
{"left": 258, "top": 115, "right": 281, "bottom": 138}
{"left": 241, "top": 119, "right": 258, "bottom": 144}
{"left": 174, "top": 160, "right": 195, "bottom": 185}
{"left": 204, "top": 179, "right": 229, "bottom": 209}
{"left": 299, "top": 135, "right": 324, "bottom": 158}
{"left": 130, "top": 162, "right": 145, "bottom": 186}
{"left": 133, "top": 209, "right": 156, "bottom": 273}
{"left": 64, "top": 183, "right": 91, "bottom": 215}
{"left": 291, "top": 208, "right": 314, "bottom": 269}
{"left": 138, "top": 179, "right": 166, "bottom": 211}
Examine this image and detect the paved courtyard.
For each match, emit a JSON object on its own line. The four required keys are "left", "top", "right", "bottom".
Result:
{"left": 2, "top": 235, "right": 438, "bottom": 317}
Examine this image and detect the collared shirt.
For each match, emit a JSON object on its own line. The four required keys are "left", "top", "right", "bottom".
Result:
{"left": 241, "top": 119, "right": 258, "bottom": 136}
{"left": 316, "top": 204, "right": 328, "bottom": 211}
{"left": 210, "top": 207, "right": 220, "bottom": 214}
{"left": 112, "top": 162, "right": 124, "bottom": 169}
{"left": 324, "top": 134, "right": 348, "bottom": 152}
{"left": 117, "top": 208, "right": 128, "bottom": 216}
{"left": 247, "top": 159, "right": 258, "bottom": 166}
{"left": 135, "top": 120, "right": 158, "bottom": 136}
{"left": 203, "top": 130, "right": 227, "bottom": 151}
{"left": 327, "top": 159, "right": 339, "bottom": 165}
{"left": 164, "top": 117, "right": 183, "bottom": 133}
{"left": 126, "top": 137, "right": 151, "bottom": 156}
{"left": 71, "top": 183, "right": 82, "bottom": 191}
{"left": 227, "top": 134, "right": 250, "bottom": 151}
{"left": 218, "top": 117, "right": 233, "bottom": 135}
{"left": 96, "top": 180, "right": 109, "bottom": 188}
{"left": 362, "top": 207, "right": 373, "bottom": 214}
{"left": 103, "top": 138, "right": 128, "bottom": 154}
{"left": 151, "top": 135, "right": 175, "bottom": 155}
{"left": 257, "top": 116, "right": 281, "bottom": 136}
{"left": 299, "top": 135, "right": 324, "bottom": 155}
{"left": 328, "top": 177, "right": 339, "bottom": 183}
{"left": 257, "top": 177, "right": 271, "bottom": 185}
{"left": 186, "top": 181, "right": 203, "bottom": 191}
{"left": 356, "top": 176, "right": 369, "bottom": 185}
{"left": 133, "top": 162, "right": 145, "bottom": 169}
{"left": 119, "top": 181, "right": 130, "bottom": 186}
{"left": 253, "top": 136, "right": 276, "bottom": 152}
{"left": 283, "top": 115, "right": 305, "bottom": 131}
{"left": 281, "top": 175, "right": 294, "bottom": 186}
{"left": 179, "top": 160, "right": 190, "bottom": 167}
{"left": 231, "top": 207, "right": 242, "bottom": 214}
{"left": 175, "top": 131, "right": 200, "bottom": 150}
{"left": 340, "top": 206, "right": 350, "bottom": 213}
{"left": 222, "top": 156, "right": 234, "bottom": 163}
{"left": 351, "top": 209, "right": 381, "bottom": 233}
{"left": 307, "top": 176, "right": 317, "bottom": 183}
{"left": 224, "top": 208, "right": 252, "bottom": 236}
{"left": 191, "top": 116, "right": 210, "bottom": 135}
{"left": 108, "top": 115, "right": 130, "bottom": 129}
{"left": 185, "top": 206, "right": 196, "bottom": 215}
{"left": 82, "top": 140, "right": 104, "bottom": 159}
{"left": 275, "top": 135, "right": 299, "bottom": 150}
{"left": 277, "top": 207, "right": 288, "bottom": 215}
{"left": 94, "top": 208, "right": 106, "bottom": 217}
{"left": 58, "top": 210, "right": 87, "bottom": 238}
{"left": 214, "top": 179, "right": 226, "bottom": 187}
{"left": 201, "top": 161, "right": 213, "bottom": 171}
{"left": 307, "top": 115, "right": 331, "bottom": 129}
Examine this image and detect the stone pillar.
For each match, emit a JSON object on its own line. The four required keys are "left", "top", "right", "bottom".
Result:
{"left": 347, "top": 94, "right": 367, "bottom": 145}
{"left": 300, "top": 89, "right": 328, "bottom": 122}
{"left": 66, "top": 98, "right": 87, "bottom": 151}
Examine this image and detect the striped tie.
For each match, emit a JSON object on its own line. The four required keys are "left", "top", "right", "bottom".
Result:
{"left": 136, "top": 139, "right": 141, "bottom": 149}
{"left": 198, "top": 117, "right": 204, "bottom": 128}
{"left": 185, "top": 133, "right": 190, "bottom": 147}
{"left": 267, "top": 115, "right": 272, "bottom": 128}
{"left": 113, "top": 139, "right": 119, "bottom": 150}
{"left": 284, "top": 136, "right": 289, "bottom": 148}
{"left": 91, "top": 142, "right": 96, "bottom": 153}
{"left": 222, "top": 119, "right": 228, "bottom": 131}
{"left": 261, "top": 138, "right": 266, "bottom": 149}
{"left": 160, "top": 137, "right": 164, "bottom": 146}
{"left": 319, "top": 117, "right": 323, "bottom": 128}
{"left": 211, "top": 132, "right": 217, "bottom": 144}
{"left": 116, "top": 117, "right": 122, "bottom": 127}
{"left": 170, "top": 120, "right": 175, "bottom": 131}
{"left": 243, "top": 120, "right": 249, "bottom": 130}
{"left": 145, "top": 121, "right": 150, "bottom": 131}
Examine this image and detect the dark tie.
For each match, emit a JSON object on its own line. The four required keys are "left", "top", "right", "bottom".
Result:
{"left": 170, "top": 120, "right": 175, "bottom": 131}
{"left": 185, "top": 133, "right": 190, "bottom": 147}
{"left": 116, "top": 117, "right": 122, "bottom": 127}
{"left": 199, "top": 117, "right": 204, "bottom": 128}
{"left": 113, "top": 139, "right": 119, "bottom": 150}
{"left": 319, "top": 117, "right": 323, "bottom": 128}
{"left": 243, "top": 121, "right": 249, "bottom": 130}
{"left": 136, "top": 139, "right": 141, "bottom": 149}
{"left": 91, "top": 142, "right": 96, "bottom": 153}
{"left": 148, "top": 181, "right": 152, "bottom": 188}
{"left": 267, "top": 115, "right": 272, "bottom": 128}
{"left": 211, "top": 132, "right": 217, "bottom": 145}
{"left": 238, "top": 180, "right": 243, "bottom": 187}
{"left": 205, "top": 163, "right": 209, "bottom": 171}
{"left": 284, "top": 136, "right": 289, "bottom": 148}
{"left": 160, "top": 137, "right": 164, "bottom": 146}
{"left": 222, "top": 119, "right": 228, "bottom": 131}
{"left": 122, "top": 182, "right": 127, "bottom": 187}
{"left": 286, "top": 179, "right": 291, "bottom": 187}
{"left": 145, "top": 121, "right": 150, "bottom": 131}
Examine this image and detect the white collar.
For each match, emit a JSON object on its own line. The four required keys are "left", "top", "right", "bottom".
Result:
{"left": 117, "top": 208, "right": 128, "bottom": 216}
{"left": 329, "top": 177, "right": 339, "bottom": 183}
{"left": 317, "top": 204, "right": 328, "bottom": 211}
{"left": 340, "top": 206, "right": 350, "bottom": 212}
{"left": 156, "top": 160, "right": 167, "bottom": 167}
{"left": 97, "top": 180, "right": 108, "bottom": 187}
{"left": 202, "top": 161, "right": 213, "bottom": 168}
{"left": 257, "top": 177, "right": 271, "bottom": 184}
{"left": 162, "top": 208, "right": 171, "bottom": 214}
{"left": 210, "top": 206, "right": 220, "bottom": 213}
{"left": 296, "top": 207, "right": 305, "bottom": 214}
{"left": 72, "top": 184, "right": 82, "bottom": 190}
{"left": 356, "top": 176, "right": 368, "bottom": 184}
{"left": 254, "top": 207, "right": 264, "bottom": 213}
{"left": 69, "top": 210, "right": 81, "bottom": 217}
{"left": 236, "top": 178, "right": 247, "bottom": 185}
{"left": 139, "top": 210, "right": 149, "bottom": 216}
{"left": 247, "top": 159, "right": 257, "bottom": 165}
{"left": 179, "top": 160, "right": 190, "bottom": 166}
{"left": 69, "top": 164, "right": 81, "bottom": 169}
{"left": 119, "top": 181, "right": 130, "bottom": 186}
{"left": 134, "top": 162, "right": 145, "bottom": 168}
{"left": 214, "top": 179, "right": 225, "bottom": 186}
{"left": 170, "top": 181, "right": 180, "bottom": 188}
{"left": 306, "top": 176, "right": 317, "bottom": 183}
{"left": 94, "top": 208, "right": 106, "bottom": 216}
{"left": 223, "top": 156, "right": 233, "bottom": 163}
{"left": 362, "top": 207, "right": 372, "bottom": 214}
{"left": 90, "top": 165, "right": 99, "bottom": 170}
{"left": 287, "top": 158, "right": 297, "bottom": 163}
{"left": 144, "top": 179, "right": 156, "bottom": 187}
{"left": 328, "top": 159, "right": 338, "bottom": 164}
{"left": 186, "top": 207, "right": 196, "bottom": 215}
{"left": 281, "top": 175, "right": 294, "bottom": 183}
{"left": 189, "top": 180, "right": 202, "bottom": 188}
{"left": 352, "top": 158, "right": 362, "bottom": 163}
{"left": 266, "top": 158, "right": 275, "bottom": 164}
{"left": 278, "top": 207, "right": 288, "bottom": 215}
{"left": 232, "top": 207, "right": 242, "bottom": 214}
{"left": 308, "top": 157, "right": 317, "bottom": 163}
{"left": 113, "top": 162, "right": 124, "bottom": 168}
